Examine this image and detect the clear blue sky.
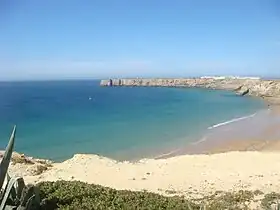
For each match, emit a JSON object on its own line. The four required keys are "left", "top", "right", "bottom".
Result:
{"left": 0, "top": 0, "right": 279, "bottom": 80}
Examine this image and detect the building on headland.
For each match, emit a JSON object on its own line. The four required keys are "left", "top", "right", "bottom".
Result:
{"left": 200, "top": 76, "right": 260, "bottom": 80}
{"left": 107, "top": 79, "right": 113, "bottom": 86}
{"left": 200, "top": 76, "right": 226, "bottom": 80}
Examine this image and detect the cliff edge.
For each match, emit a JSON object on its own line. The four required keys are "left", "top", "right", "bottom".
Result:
{"left": 100, "top": 78, "right": 280, "bottom": 103}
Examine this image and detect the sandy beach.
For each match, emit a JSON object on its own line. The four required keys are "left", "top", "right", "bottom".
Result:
{"left": 4, "top": 90, "right": 280, "bottom": 209}
{"left": 5, "top": 101, "right": 280, "bottom": 192}
{"left": 203, "top": 104, "right": 280, "bottom": 154}
{"left": 153, "top": 103, "right": 280, "bottom": 160}
{"left": 7, "top": 151, "right": 280, "bottom": 201}
{"left": 2, "top": 0, "right": 280, "bottom": 207}
{"left": 6, "top": 104, "right": 280, "bottom": 199}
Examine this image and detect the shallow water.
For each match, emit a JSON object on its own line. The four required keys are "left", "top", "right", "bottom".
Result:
{"left": 0, "top": 80, "right": 265, "bottom": 161}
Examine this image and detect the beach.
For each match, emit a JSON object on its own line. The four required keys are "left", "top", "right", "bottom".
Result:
{"left": 3, "top": 1, "right": 280, "bottom": 207}
{"left": 5, "top": 105, "right": 280, "bottom": 203}
{"left": 0, "top": 80, "right": 266, "bottom": 161}
{"left": 7, "top": 151, "right": 280, "bottom": 205}
{"left": 2, "top": 78, "right": 280, "bottom": 209}
{"left": 156, "top": 104, "right": 280, "bottom": 158}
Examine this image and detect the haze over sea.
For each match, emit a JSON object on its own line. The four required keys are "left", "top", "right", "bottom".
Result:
{"left": 0, "top": 80, "right": 266, "bottom": 161}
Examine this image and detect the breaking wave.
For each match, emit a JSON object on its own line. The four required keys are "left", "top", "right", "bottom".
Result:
{"left": 208, "top": 113, "right": 257, "bottom": 130}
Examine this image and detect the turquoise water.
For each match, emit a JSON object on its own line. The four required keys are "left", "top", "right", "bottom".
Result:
{"left": 0, "top": 80, "right": 265, "bottom": 161}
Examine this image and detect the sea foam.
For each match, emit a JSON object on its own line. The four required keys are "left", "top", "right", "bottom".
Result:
{"left": 208, "top": 113, "right": 257, "bottom": 130}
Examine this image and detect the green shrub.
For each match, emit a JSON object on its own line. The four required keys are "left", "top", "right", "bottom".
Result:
{"left": 37, "top": 181, "right": 199, "bottom": 210}
{"left": 261, "top": 192, "right": 280, "bottom": 209}
{"left": 204, "top": 190, "right": 254, "bottom": 210}
{"left": 37, "top": 180, "right": 280, "bottom": 210}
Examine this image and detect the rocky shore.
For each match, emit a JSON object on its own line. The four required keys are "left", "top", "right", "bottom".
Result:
{"left": 100, "top": 77, "right": 280, "bottom": 104}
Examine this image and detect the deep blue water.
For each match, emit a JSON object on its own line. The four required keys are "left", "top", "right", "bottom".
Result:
{"left": 0, "top": 80, "right": 265, "bottom": 161}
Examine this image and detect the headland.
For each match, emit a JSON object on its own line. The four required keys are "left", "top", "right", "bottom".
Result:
{"left": 100, "top": 76, "right": 280, "bottom": 158}
{"left": 4, "top": 76, "right": 280, "bottom": 209}
{"left": 100, "top": 76, "right": 280, "bottom": 105}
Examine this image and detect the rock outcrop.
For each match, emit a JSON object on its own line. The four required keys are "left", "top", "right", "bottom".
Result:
{"left": 235, "top": 86, "right": 250, "bottom": 96}
{"left": 0, "top": 151, "right": 53, "bottom": 177}
{"left": 100, "top": 78, "right": 280, "bottom": 103}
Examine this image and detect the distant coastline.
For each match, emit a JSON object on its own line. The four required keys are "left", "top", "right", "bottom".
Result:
{"left": 3, "top": 78, "right": 280, "bottom": 206}
{"left": 99, "top": 76, "right": 280, "bottom": 159}
{"left": 100, "top": 77, "right": 280, "bottom": 106}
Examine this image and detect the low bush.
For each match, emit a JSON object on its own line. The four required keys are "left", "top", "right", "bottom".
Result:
{"left": 37, "top": 180, "right": 280, "bottom": 210}
{"left": 37, "top": 181, "right": 200, "bottom": 210}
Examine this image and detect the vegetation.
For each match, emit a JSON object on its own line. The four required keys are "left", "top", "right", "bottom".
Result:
{"left": 198, "top": 190, "right": 254, "bottom": 210}
{"left": 261, "top": 192, "right": 280, "bottom": 210}
{"left": 0, "top": 126, "right": 41, "bottom": 210}
{"left": 36, "top": 180, "right": 280, "bottom": 210}
{"left": 35, "top": 180, "right": 280, "bottom": 210}
{"left": 37, "top": 181, "right": 200, "bottom": 210}
{"left": 2, "top": 126, "right": 280, "bottom": 209}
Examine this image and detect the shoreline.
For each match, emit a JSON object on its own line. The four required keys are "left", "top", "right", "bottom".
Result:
{"left": 7, "top": 151, "right": 280, "bottom": 203}
{"left": 3, "top": 77, "right": 280, "bottom": 205}
{"left": 153, "top": 106, "right": 280, "bottom": 159}
{"left": 100, "top": 77, "right": 280, "bottom": 105}
{"left": 7, "top": 104, "right": 279, "bottom": 164}
{"left": 5, "top": 99, "right": 278, "bottom": 163}
{"left": 5, "top": 114, "right": 280, "bottom": 206}
{"left": 99, "top": 77, "right": 280, "bottom": 159}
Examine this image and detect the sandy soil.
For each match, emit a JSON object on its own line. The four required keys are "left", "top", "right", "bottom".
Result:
{"left": 5, "top": 151, "right": 280, "bottom": 201}
{"left": 203, "top": 105, "right": 280, "bottom": 154}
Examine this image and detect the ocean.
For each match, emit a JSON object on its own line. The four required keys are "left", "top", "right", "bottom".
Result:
{"left": 0, "top": 80, "right": 265, "bottom": 161}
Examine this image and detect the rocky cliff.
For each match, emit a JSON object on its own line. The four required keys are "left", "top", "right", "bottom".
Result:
{"left": 100, "top": 78, "right": 280, "bottom": 100}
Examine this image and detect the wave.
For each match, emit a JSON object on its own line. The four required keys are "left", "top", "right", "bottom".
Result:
{"left": 208, "top": 113, "right": 257, "bottom": 130}
{"left": 154, "top": 149, "right": 181, "bottom": 159}
{"left": 191, "top": 136, "right": 208, "bottom": 145}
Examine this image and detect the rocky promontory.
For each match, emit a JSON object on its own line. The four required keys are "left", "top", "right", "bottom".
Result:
{"left": 100, "top": 77, "right": 280, "bottom": 103}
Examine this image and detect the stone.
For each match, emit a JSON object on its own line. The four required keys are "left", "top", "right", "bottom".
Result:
{"left": 27, "top": 164, "right": 49, "bottom": 176}
{"left": 236, "top": 87, "right": 250, "bottom": 96}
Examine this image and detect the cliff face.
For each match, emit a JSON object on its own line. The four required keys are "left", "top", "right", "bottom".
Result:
{"left": 100, "top": 78, "right": 280, "bottom": 100}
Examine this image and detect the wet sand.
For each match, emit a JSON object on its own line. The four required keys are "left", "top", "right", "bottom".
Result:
{"left": 205, "top": 105, "right": 280, "bottom": 154}
{"left": 5, "top": 97, "right": 280, "bottom": 209}
{"left": 157, "top": 103, "right": 280, "bottom": 159}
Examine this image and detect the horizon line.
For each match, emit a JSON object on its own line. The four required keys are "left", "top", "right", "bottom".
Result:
{"left": 1, "top": 74, "right": 280, "bottom": 82}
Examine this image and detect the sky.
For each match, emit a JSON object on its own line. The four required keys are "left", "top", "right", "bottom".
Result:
{"left": 0, "top": 0, "right": 280, "bottom": 80}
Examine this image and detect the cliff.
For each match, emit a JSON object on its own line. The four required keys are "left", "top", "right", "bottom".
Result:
{"left": 100, "top": 78, "right": 280, "bottom": 103}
